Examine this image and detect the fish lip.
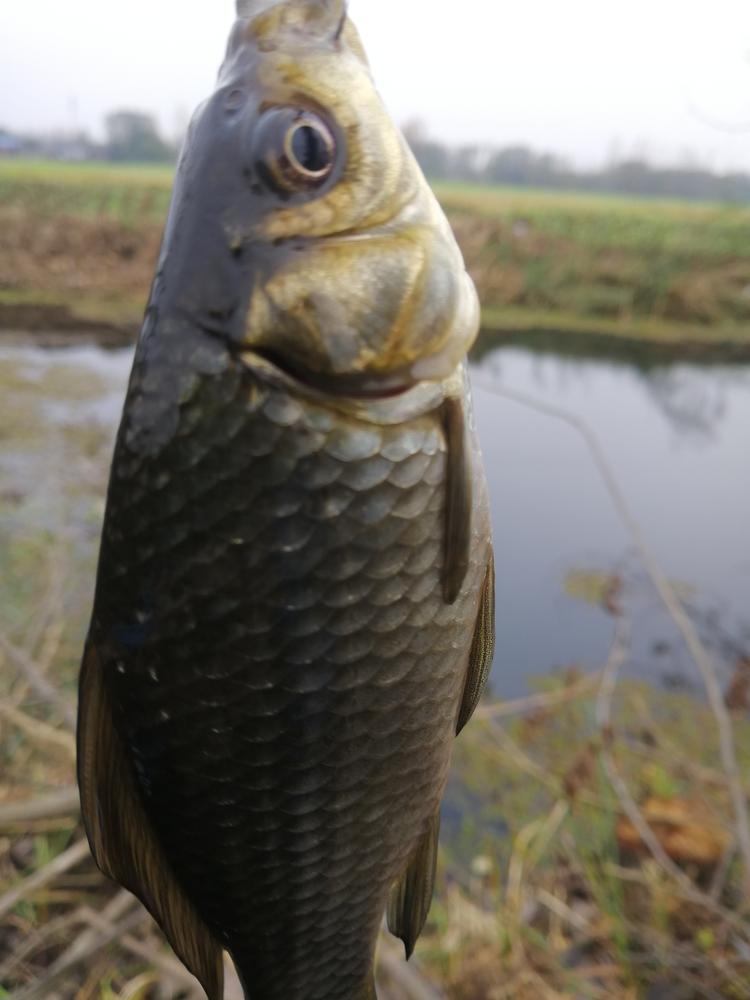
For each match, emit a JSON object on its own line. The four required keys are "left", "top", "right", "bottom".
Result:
{"left": 236, "top": 346, "right": 468, "bottom": 429}
{"left": 191, "top": 323, "right": 465, "bottom": 425}
{"left": 235, "top": 347, "right": 418, "bottom": 401}
{"left": 189, "top": 318, "right": 415, "bottom": 401}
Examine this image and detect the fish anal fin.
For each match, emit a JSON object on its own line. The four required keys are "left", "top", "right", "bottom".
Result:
{"left": 456, "top": 551, "right": 496, "bottom": 735}
{"left": 443, "top": 396, "right": 472, "bottom": 605}
{"left": 77, "top": 642, "right": 224, "bottom": 1000}
{"left": 386, "top": 812, "right": 440, "bottom": 959}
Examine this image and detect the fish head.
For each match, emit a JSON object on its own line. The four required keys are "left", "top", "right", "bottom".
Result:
{"left": 152, "top": 0, "right": 479, "bottom": 397}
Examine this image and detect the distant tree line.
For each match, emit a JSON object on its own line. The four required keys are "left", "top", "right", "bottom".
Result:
{"left": 403, "top": 122, "right": 750, "bottom": 203}
{"left": 102, "top": 111, "right": 177, "bottom": 163}
{"left": 1, "top": 110, "right": 178, "bottom": 164}
{"left": 5, "top": 112, "right": 750, "bottom": 202}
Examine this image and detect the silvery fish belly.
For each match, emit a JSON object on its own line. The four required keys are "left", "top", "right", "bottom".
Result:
{"left": 77, "top": 3, "right": 495, "bottom": 1000}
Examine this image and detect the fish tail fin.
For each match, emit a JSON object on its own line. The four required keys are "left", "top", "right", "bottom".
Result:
{"left": 77, "top": 641, "right": 224, "bottom": 1000}
{"left": 386, "top": 811, "right": 440, "bottom": 959}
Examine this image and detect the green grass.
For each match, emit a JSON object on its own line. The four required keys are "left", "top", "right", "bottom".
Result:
{"left": 0, "top": 158, "right": 174, "bottom": 224}
{"left": 2, "top": 158, "right": 750, "bottom": 349}
{"left": 0, "top": 158, "right": 174, "bottom": 186}
{"left": 434, "top": 180, "right": 750, "bottom": 346}
{"left": 435, "top": 180, "right": 750, "bottom": 258}
{"left": 481, "top": 306, "right": 750, "bottom": 347}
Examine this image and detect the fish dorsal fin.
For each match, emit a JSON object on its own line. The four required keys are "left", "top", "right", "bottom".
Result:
{"left": 77, "top": 642, "right": 224, "bottom": 1000}
{"left": 386, "top": 812, "right": 441, "bottom": 959}
{"left": 456, "top": 552, "right": 495, "bottom": 735}
{"left": 442, "top": 396, "right": 472, "bottom": 605}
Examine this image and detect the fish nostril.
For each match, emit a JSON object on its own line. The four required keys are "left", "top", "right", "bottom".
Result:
{"left": 208, "top": 305, "right": 237, "bottom": 322}
{"left": 225, "top": 88, "right": 245, "bottom": 112}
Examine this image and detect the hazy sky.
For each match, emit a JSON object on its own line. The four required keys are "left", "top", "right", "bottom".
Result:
{"left": 3, "top": 0, "right": 750, "bottom": 169}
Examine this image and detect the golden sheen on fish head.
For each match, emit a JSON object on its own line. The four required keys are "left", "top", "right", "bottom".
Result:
{"left": 152, "top": 0, "right": 479, "bottom": 395}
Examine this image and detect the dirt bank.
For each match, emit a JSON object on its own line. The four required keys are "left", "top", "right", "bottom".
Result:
{"left": 3, "top": 199, "right": 750, "bottom": 357}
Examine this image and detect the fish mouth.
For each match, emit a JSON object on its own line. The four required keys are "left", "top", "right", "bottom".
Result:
{"left": 234, "top": 345, "right": 466, "bottom": 427}
{"left": 235, "top": 347, "right": 418, "bottom": 401}
{"left": 188, "top": 316, "right": 416, "bottom": 400}
{"left": 189, "top": 319, "right": 464, "bottom": 425}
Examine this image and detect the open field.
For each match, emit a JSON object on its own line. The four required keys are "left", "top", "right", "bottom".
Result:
{"left": 2, "top": 159, "right": 750, "bottom": 352}
{"left": 0, "top": 159, "right": 173, "bottom": 223}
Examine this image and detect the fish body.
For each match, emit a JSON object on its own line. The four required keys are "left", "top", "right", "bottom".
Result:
{"left": 77, "top": 3, "right": 495, "bottom": 999}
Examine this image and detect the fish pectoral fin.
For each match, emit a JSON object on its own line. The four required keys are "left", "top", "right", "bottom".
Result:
{"left": 443, "top": 396, "right": 472, "bottom": 605}
{"left": 77, "top": 641, "right": 224, "bottom": 1000}
{"left": 456, "top": 551, "right": 496, "bottom": 735}
{"left": 386, "top": 811, "right": 440, "bottom": 959}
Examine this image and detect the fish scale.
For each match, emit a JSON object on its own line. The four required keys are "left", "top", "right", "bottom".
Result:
{"left": 87, "top": 351, "right": 488, "bottom": 998}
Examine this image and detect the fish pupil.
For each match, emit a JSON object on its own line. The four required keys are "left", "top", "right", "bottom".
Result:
{"left": 290, "top": 124, "right": 333, "bottom": 175}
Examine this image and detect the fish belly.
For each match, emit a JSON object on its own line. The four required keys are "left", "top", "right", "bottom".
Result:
{"left": 94, "top": 358, "right": 484, "bottom": 999}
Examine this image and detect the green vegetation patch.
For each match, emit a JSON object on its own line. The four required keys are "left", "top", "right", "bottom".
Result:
{"left": 2, "top": 161, "right": 750, "bottom": 349}
{"left": 437, "top": 183, "right": 750, "bottom": 345}
{"left": 432, "top": 673, "right": 750, "bottom": 998}
{"left": 0, "top": 158, "right": 174, "bottom": 225}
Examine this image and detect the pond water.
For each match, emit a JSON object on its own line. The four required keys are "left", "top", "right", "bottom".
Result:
{"left": 2, "top": 337, "right": 748, "bottom": 699}
{"left": 473, "top": 339, "right": 750, "bottom": 698}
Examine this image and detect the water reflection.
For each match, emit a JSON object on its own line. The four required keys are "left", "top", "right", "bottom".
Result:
{"left": 644, "top": 367, "right": 741, "bottom": 439}
{"left": 472, "top": 340, "right": 750, "bottom": 697}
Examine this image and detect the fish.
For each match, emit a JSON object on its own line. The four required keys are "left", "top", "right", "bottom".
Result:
{"left": 77, "top": 2, "right": 495, "bottom": 998}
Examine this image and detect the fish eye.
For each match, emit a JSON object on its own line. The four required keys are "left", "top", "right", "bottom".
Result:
{"left": 252, "top": 108, "right": 339, "bottom": 196}
{"left": 286, "top": 119, "right": 335, "bottom": 178}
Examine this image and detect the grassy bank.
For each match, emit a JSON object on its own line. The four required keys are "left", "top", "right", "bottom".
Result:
{"left": 435, "top": 182, "right": 750, "bottom": 348}
{"left": 2, "top": 159, "right": 750, "bottom": 350}
{"left": 0, "top": 158, "right": 173, "bottom": 223}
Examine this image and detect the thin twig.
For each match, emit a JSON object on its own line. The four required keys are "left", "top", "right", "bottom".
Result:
{"left": 0, "top": 838, "right": 90, "bottom": 921}
{"left": 70, "top": 889, "right": 140, "bottom": 965}
{"left": 13, "top": 894, "right": 143, "bottom": 1000}
{"left": 710, "top": 841, "right": 739, "bottom": 903}
{"left": 595, "top": 617, "right": 689, "bottom": 883}
{"left": 628, "top": 740, "right": 750, "bottom": 796}
{"left": 485, "top": 718, "right": 563, "bottom": 793}
{"left": 595, "top": 617, "right": 749, "bottom": 935}
{"left": 474, "top": 376, "right": 750, "bottom": 900}
{"left": 0, "top": 631, "right": 76, "bottom": 731}
{"left": 477, "top": 670, "right": 601, "bottom": 720}
{"left": 507, "top": 801, "right": 569, "bottom": 926}
{"left": 0, "top": 702, "right": 76, "bottom": 758}
{"left": 0, "top": 787, "right": 80, "bottom": 827}
{"left": 21, "top": 533, "right": 67, "bottom": 650}
{"left": 535, "top": 888, "right": 592, "bottom": 933}
{"left": 119, "top": 932, "right": 200, "bottom": 992}
{"left": 0, "top": 907, "right": 87, "bottom": 981}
